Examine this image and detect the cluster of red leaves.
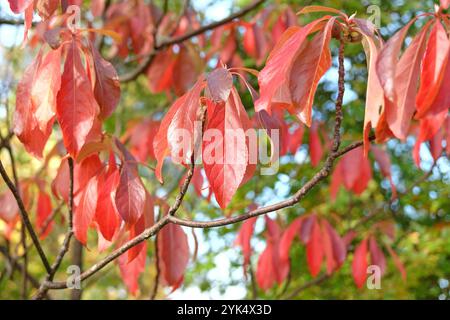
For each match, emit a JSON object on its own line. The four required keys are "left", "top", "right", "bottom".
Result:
{"left": 235, "top": 214, "right": 346, "bottom": 291}
{"left": 13, "top": 22, "right": 120, "bottom": 159}
{"left": 352, "top": 222, "right": 406, "bottom": 288}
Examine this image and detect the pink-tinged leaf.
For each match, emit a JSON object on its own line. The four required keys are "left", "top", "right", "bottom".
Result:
{"left": 421, "top": 48, "right": 450, "bottom": 118}
{"left": 309, "top": 123, "right": 323, "bottom": 167}
{"left": 385, "top": 243, "right": 407, "bottom": 281}
{"left": 300, "top": 214, "right": 315, "bottom": 244}
{"left": 416, "top": 21, "right": 450, "bottom": 118}
{"left": 158, "top": 222, "right": 190, "bottom": 290}
{"left": 335, "top": 146, "right": 372, "bottom": 195}
{"left": 56, "top": 40, "right": 99, "bottom": 157}
{"left": 173, "top": 45, "right": 203, "bottom": 96}
{"left": 256, "top": 18, "right": 329, "bottom": 115}
{"left": 90, "top": 43, "right": 120, "bottom": 119}
{"left": 13, "top": 49, "right": 57, "bottom": 159}
{"left": 51, "top": 158, "right": 70, "bottom": 203}
{"left": 91, "top": 0, "right": 105, "bottom": 17}
{"left": 369, "top": 236, "right": 386, "bottom": 275}
{"left": 114, "top": 158, "right": 146, "bottom": 226}
{"left": 147, "top": 49, "right": 177, "bottom": 93}
{"left": 352, "top": 238, "right": 368, "bottom": 289}
{"left": 126, "top": 119, "right": 160, "bottom": 162}
{"left": 37, "top": 191, "right": 53, "bottom": 239}
{"left": 325, "top": 220, "right": 347, "bottom": 266}
{"left": 234, "top": 217, "right": 257, "bottom": 274}
{"left": 74, "top": 174, "right": 98, "bottom": 245}
{"left": 441, "top": 0, "right": 450, "bottom": 9}
{"left": 0, "top": 190, "right": 19, "bottom": 223}
{"left": 279, "top": 217, "right": 302, "bottom": 262}
{"left": 35, "top": 0, "right": 59, "bottom": 19}
{"left": 384, "top": 22, "right": 430, "bottom": 140}
{"left": 243, "top": 22, "right": 268, "bottom": 63}
{"left": 7, "top": 0, "right": 33, "bottom": 13}
{"left": 359, "top": 28, "right": 384, "bottom": 154}
{"left": 413, "top": 110, "right": 447, "bottom": 167}
{"left": 74, "top": 154, "right": 103, "bottom": 193}
{"left": 32, "top": 47, "right": 62, "bottom": 132}
{"left": 321, "top": 219, "right": 336, "bottom": 275}
{"left": 287, "top": 124, "right": 304, "bottom": 155}
{"left": 445, "top": 117, "right": 450, "bottom": 155}
{"left": 154, "top": 78, "right": 204, "bottom": 183}
{"left": 372, "top": 146, "right": 397, "bottom": 198}
{"left": 22, "top": 3, "right": 33, "bottom": 43}
{"left": 95, "top": 160, "right": 121, "bottom": 241}
{"left": 306, "top": 218, "right": 324, "bottom": 277}
{"left": 256, "top": 243, "right": 277, "bottom": 291}
{"left": 118, "top": 241, "right": 146, "bottom": 296}
{"left": 376, "top": 19, "right": 417, "bottom": 103}
{"left": 206, "top": 68, "right": 233, "bottom": 103}
{"left": 127, "top": 193, "right": 154, "bottom": 263}
{"left": 288, "top": 18, "right": 335, "bottom": 126}
{"left": 203, "top": 88, "right": 251, "bottom": 209}
{"left": 330, "top": 161, "right": 343, "bottom": 201}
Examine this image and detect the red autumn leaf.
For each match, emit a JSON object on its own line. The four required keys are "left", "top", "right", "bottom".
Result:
{"left": 126, "top": 119, "right": 160, "bottom": 162}
{"left": 369, "top": 236, "right": 386, "bottom": 275}
{"left": 118, "top": 241, "right": 147, "bottom": 296}
{"left": 324, "top": 220, "right": 347, "bottom": 266}
{"left": 0, "top": 190, "right": 19, "bottom": 223}
{"left": 114, "top": 141, "right": 146, "bottom": 226}
{"left": 147, "top": 49, "right": 177, "bottom": 94}
{"left": 413, "top": 110, "right": 447, "bottom": 167}
{"left": 173, "top": 45, "right": 203, "bottom": 96}
{"left": 90, "top": 43, "right": 121, "bottom": 119}
{"left": 416, "top": 21, "right": 450, "bottom": 118}
{"left": 203, "top": 88, "right": 253, "bottom": 208}
{"left": 95, "top": 155, "right": 121, "bottom": 241}
{"left": 255, "top": 243, "right": 277, "bottom": 291}
{"left": 74, "top": 174, "right": 99, "bottom": 245}
{"left": 331, "top": 146, "right": 372, "bottom": 197}
{"left": 419, "top": 45, "right": 450, "bottom": 118}
{"left": 206, "top": 68, "right": 233, "bottom": 103}
{"left": 154, "top": 77, "right": 205, "bottom": 183}
{"left": 287, "top": 18, "right": 335, "bottom": 126}
{"left": 7, "top": 0, "right": 33, "bottom": 13}
{"left": 158, "top": 222, "right": 190, "bottom": 290}
{"left": 35, "top": 0, "right": 59, "bottom": 19}
{"left": 306, "top": 218, "right": 324, "bottom": 277}
{"left": 56, "top": 40, "right": 99, "bottom": 157}
{"left": 243, "top": 21, "right": 268, "bottom": 63}
{"left": 385, "top": 23, "right": 430, "bottom": 140}
{"left": 300, "top": 214, "right": 315, "bottom": 244}
{"left": 14, "top": 47, "right": 61, "bottom": 158}
{"left": 256, "top": 18, "right": 327, "bottom": 116}
{"left": 256, "top": 217, "right": 288, "bottom": 290}
{"left": 309, "top": 122, "right": 323, "bottom": 167}
{"left": 127, "top": 192, "right": 154, "bottom": 263}
{"left": 358, "top": 21, "right": 384, "bottom": 154}
{"left": 51, "top": 158, "right": 70, "bottom": 203}
{"left": 287, "top": 124, "right": 304, "bottom": 155}
{"left": 37, "top": 191, "right": 53, "bottom": 239}
{"left": 279, "top": 217, "right": 302, "bottom": 262}
{"left": 321, "top": 219, "right": 337, "bottom": 275}
{"left": 235, "top": 217, "right": 257, "bottom": 273}
{"left": 352, "top": 238, "right": 368, "bottom": 289}
{"left": 91, "top": 0, "right": 105, "bottom": 17}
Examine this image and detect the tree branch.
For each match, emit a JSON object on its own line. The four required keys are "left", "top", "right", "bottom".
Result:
{"left": 119, "top": 0, "right": 266, "bottom": 83}
{"left": 0, "top": 159, "right": 52, "bottom": 274}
